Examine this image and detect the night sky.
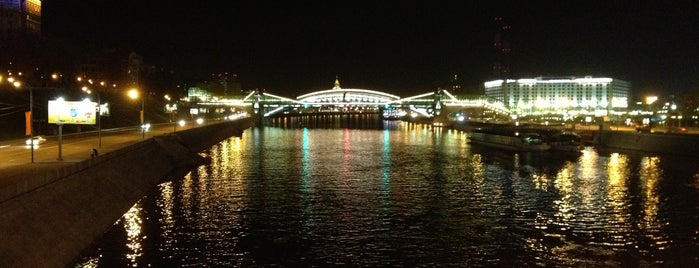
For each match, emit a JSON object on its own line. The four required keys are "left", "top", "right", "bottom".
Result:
{"left": 41, "top": 0, "right": 697, "bottom": 98}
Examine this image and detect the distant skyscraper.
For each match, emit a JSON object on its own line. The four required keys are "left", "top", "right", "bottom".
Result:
{"left": 492, "top": 16, "right": 511, "bottom": 79}
{"left": 448, "top": 74, "right": 461, "bottom": 94}
{"left": 0, "top": 0, "right": 41, "bottom": 39}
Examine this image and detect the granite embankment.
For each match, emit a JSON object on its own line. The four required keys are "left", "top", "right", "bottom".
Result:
{"left": 450, "top": 122, "right": 699, "bottom": 157}
{"left": 0, "top": 118, "right": 253, "bottom": 268}
{"left": 593, "top": 130, "right": 699, "bottom": 157}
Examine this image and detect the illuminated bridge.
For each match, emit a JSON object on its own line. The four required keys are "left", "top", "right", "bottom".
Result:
{"left": 190, "top": 78, "right": 511, "bottom": 125}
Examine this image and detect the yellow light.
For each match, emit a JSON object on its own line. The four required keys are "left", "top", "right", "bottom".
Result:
{"left": 128, "top": 89, "right": 139, "bottom": 99}
{"left": 646, "top": 96, "right": 657, "bottom": 105}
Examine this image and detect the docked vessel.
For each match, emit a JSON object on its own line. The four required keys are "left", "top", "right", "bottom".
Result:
{"left": 536, "top": 129, "right": 584, "bottom": 152}
{"left": 467, "top": 124, "right": 584, "bottom": 153}
{"left": 468, "top": 127, "right": 551, "bottom": 151}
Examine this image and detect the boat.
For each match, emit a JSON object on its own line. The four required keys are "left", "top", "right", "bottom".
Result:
{"left": 534, "top": 129, "right": 584, "bottom": 152}
{"left": 468, "top": 127, "right": 551, "bottom": 151}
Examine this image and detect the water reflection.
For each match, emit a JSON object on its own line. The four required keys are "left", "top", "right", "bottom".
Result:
{"left": 73, "top": 122, "right": 699, "bottom": 267}
{"left": 123, "top": 204, "right": 144, "bottom": 265}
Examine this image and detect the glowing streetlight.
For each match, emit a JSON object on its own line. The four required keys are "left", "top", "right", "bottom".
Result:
{"left": 82, "top": 85, "right": 103, "bottom": 148}
{"left": 128, "top": 88, "right": 145, "bottom": 139}
{"left": 645, "top": 96, "right": 658, "bottom": 105}
{"left": 6, "top": 77, "right": 34, "bottom": 163}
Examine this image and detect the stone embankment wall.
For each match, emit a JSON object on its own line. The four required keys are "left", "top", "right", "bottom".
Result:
{"left": 0, "top": 118, "right": 253, "bottom": 268}
{"left": 594, "top": 130, "right": 699, "bottom": 157}
{"left": 449, "top": 122, "right": 698, "bottom": 157}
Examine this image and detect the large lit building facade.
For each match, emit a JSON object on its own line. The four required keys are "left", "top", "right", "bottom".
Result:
{"left": 484, "top": 76, "right": 631, "bottom": 119}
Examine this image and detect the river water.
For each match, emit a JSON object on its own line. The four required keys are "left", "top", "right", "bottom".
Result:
{"left": 73, "top": 119, "right": 699, "bottom": 267}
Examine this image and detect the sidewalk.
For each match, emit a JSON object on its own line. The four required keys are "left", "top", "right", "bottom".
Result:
{"left": 0, "top": 123, "right": 194, "bottom": 192}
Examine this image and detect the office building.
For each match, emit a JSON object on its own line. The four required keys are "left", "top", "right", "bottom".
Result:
{"left": 484, "top": 76, "right": 631, "bottom": 118}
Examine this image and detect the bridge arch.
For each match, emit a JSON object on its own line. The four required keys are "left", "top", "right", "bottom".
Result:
{"left": 296, "top": 78, "right": 400, "bottom": 106}
{"left": 185, "top": 77, "right": 512, "bottom": 123}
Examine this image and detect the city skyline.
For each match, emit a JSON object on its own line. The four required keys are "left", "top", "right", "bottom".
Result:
{"left": 40, "top": 0, "right": 697, "bottom": 98}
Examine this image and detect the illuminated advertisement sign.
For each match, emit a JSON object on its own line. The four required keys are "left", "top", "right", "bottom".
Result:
{"left": 48, "top": 100, "right": 97, "bottom": 125}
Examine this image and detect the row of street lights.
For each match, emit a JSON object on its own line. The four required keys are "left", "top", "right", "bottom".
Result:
{"left": 78, "top": 77, "right": 149, "bottom": 141}
{"left": 1, "top": 74, "right": 35, "bottom": 163}
{"left": 3, "top": 70, "right": 155, "bottom": 163}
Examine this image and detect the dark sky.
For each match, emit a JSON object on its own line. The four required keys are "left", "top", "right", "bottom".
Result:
{"left": 41, "top": 0, "right": 697, "bottom": 98}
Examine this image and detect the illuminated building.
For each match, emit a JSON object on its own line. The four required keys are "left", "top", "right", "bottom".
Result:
{"left": 484, "top": 76, "right": 631, "bottom": 118}
{"left": 0, "top": 0, "right": 41, "bottom": 38}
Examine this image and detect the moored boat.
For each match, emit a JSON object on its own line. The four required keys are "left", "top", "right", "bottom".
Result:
{"left": 468, "top": 127, "right": 551, "bottom": 151}
{"left": 535, "top": 129, "right": 584, "bottom": 152}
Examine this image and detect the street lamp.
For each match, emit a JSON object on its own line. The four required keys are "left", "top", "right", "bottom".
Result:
{"left": 128, "top": 88, "right": 145, "bottom": 139}
{"left": 82, "top": 86, "right": 102, "bottom": 148}
{"left": 6, "top": 77, "right": 34, "bottom": 163}
{"left": 79, "top": 77, "right": 114, "bottom": 148}
{"left": 164, "top": 94, "right": 179, "bottom": 133}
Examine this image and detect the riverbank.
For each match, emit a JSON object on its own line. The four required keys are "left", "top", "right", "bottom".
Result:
{"left": 447, "top": 121, "right": 699, "bottom": 157}
{"left": 0, "top": 118, "right": 253, "bottom": 268}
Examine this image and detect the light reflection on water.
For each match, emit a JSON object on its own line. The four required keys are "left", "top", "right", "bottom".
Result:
{"left": 73, "top": 122, "right": 699, "bottom": 267}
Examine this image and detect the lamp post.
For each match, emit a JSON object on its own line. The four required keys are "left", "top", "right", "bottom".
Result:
{"left": 128, "top": 88, "right": 145, "bottom": 139}
{"left": 97, "top": 92, "right": 102, "bottom": 147}
{"left": 95, "top": 80, "right": 116, "bottom": 146}
{"left": 82, "top": 85, "right": 102, "bottom": 148}
{"left": 140, "top": 97, "right": 145, "bottom": 139}
{"left": 7, "top": 77, "right": 34, "bottom": 163}
{"left": 29, "top": 83, "right": 33, "bottom": 163}
{"left": 164, "top": 94, "right": 178, "bottom": 133}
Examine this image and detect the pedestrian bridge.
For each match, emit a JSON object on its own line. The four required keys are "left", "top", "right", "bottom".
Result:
{"left": 190, "top": 78, "right": 511, "bottom": 123}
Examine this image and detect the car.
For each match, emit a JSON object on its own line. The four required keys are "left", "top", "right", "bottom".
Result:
{"left": 635, "top": 124, "right": 651, "bottom": 133}
{"left": 25, "top": 136, "right": 47, "bottom": 146}
{"left": 666, "top": 126, "right": 687, "bottom": 133}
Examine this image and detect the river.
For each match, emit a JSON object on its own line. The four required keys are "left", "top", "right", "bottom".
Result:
{"left": 72, "top": 119, "right": 699, "bottom": 267}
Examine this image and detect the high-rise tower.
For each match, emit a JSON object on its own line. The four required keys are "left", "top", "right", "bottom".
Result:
{"left": 492, "top": 16, "right": 511, "bottom": 79}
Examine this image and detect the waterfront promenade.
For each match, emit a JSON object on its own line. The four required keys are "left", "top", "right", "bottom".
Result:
{"left": 0, "top": 122, "right": 199, "bottom": 196}
{"left": 0, "top": 118, "right": 254, "bottom": 268}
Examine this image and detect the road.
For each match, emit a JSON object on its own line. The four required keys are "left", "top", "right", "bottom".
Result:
{"left": 0, "top": 121, "right": 203, "bottom": 189}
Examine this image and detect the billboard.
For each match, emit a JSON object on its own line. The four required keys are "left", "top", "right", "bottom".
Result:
{"left": 48, "top": 100, "right": 97, "bottom": 125}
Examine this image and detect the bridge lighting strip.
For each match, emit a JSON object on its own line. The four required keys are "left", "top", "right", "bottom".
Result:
{"left": 408, "top": 107, "right": 431, "bottom": 117}
{"left": 242, "top": 91, "right": 256, "bottom": 102}
{"left": 443, "top": 102, "right": 482, "bottom": 107}
{"left": 441, "top": 90, "right": 461, "bottom": 103}
{"left": 299, "top": 101, "right": 393, "bottom": 106}
{"left": 263, "top": 106, "right": 287, "bottom": 117}
{"left": 198, "top": 101, "right": 252, "bottom": 106}
{"left": 263, "top": 92, "right": 303, "bottom": 104}
{"left": 386, "top": 92, "right": 433, "bottom": 104}
{"left": 297, "top": 89, "right": 400, "bottom": 100}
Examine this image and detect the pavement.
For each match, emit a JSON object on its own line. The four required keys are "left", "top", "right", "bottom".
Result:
{"left": 0, "top": 122, "right": 198, "bottom": 192}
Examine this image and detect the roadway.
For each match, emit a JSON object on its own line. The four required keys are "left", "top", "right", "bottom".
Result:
{"left": 0, "top": 121, "right": 202, "bottom": 190}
